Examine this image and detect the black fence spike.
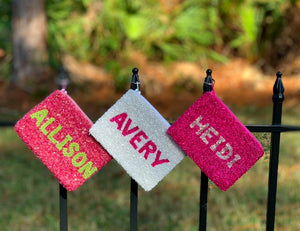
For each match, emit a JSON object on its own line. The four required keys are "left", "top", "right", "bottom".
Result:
{"left": 273, "top": 71, "right": 284, "bottom": 102}
{"left": 132, "top": 67, "right": 139, "bottom": 75}
{"left": 56, "top": 66, "right": 70, "bottom": 90}
{"left": 206, "top": 69, "right": 212, "bottom": 76}
{"left": 131, "top": 67, "right": 140, "bottom": 91}
{"left": 203, "top": 69, "right": 214, "bottom": 93}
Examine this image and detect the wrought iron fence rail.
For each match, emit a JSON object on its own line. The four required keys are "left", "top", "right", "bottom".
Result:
{"left": 246, "top": 124, "right": 300, "bottom": 133}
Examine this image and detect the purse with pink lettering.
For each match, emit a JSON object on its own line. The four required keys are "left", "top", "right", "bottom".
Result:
{"left": 90, "top": 89, "right": 186, "bottom": 191}
{"left": 15, "top": 90, "right": 112, "bottom": 191}
{"left": 167, "top": 90, "right": 264, "bottom": 191}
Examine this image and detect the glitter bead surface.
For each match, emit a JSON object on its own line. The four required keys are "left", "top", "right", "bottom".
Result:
{"left": 15, "top": 90, "right": 112, "bottom": 191}
{"left": 167, "top": 91, "right": 264, "bottom": 191}
{"left": 90, "top": 89, "right": 186, "bottom": 191}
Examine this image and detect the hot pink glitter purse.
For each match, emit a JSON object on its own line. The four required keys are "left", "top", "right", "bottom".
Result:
{"left": 15, "top": 90, "right": 112, "bottom": 191}
{"left": 167, "top": 90, "right": 264, "bottom": 191}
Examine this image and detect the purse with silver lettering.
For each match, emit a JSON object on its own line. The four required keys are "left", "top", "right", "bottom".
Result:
{"left": 167, "top": 89, "right": 264, "bottom": 191}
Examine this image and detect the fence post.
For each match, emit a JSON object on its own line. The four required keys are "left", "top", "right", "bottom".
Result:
{"left": 130, "top": 67, "right": 140, "bottom": 231}
{"left": 56, "top": 66, "right": 69, "bottom": 231}
{"left": 199, "top": 69, "right": 214, "bottom": 231}
{"left": 266, "top": 71, "right": 284, "bottom": 231}
{"left": 59, "top": 184, "right": 68, "bottom": 231}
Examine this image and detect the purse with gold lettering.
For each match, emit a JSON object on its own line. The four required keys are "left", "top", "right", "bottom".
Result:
{"left": 167, "top": 88, "right": 264, "bottom": 191}
{"left": 15, "top": 90, "right": 112, "bottom": 191}
{"left": 90, "top": 89, "right": 186, "bottom": 191}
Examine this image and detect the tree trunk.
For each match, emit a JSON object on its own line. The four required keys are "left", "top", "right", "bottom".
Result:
{"left": 12, "top": 0, "right": 49, "bottom": 91}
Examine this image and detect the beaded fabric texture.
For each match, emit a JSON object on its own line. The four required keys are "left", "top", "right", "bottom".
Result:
{"left": 167, "top": 90, "right": 264, "bottom": 191}
{"left": 15, "top": 90, "right": 112, "bottom": 191}
{"left": 90, "top": 89, "right": 186, "bottom": 191}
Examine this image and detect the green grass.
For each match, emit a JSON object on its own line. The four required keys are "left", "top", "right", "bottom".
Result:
{"left": 1, "top": 105, "right": 300, "bottom": 230}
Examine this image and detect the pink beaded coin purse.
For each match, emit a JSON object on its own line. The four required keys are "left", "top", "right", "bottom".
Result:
{"left": 167, "top": 89, "right": 264, "bottom": 191}
{"left": 15, "top": 90, "right": 112, "bottom": 191}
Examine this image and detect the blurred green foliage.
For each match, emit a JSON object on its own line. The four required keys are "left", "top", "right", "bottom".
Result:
{"left": 45, "top": 0, "right": 290, "bottom": 66}
{"left": 0, "top": 0, "right": 296, "bottom": 80}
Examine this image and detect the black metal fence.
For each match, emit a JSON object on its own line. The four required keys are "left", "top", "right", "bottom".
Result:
{"left": 198, "top": 70, "right": 300, "bottom": 231}
{"left": 1, "top": 68, "right": 300, "bottom": 231}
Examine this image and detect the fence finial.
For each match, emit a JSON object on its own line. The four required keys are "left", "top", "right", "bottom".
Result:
{"left": 131, "top": 67, "right": 140, "bottom": 93}
{"left": 273, "top": 71, "right": 284, "bottom": 102}
{"left": 203, "top": 69, "right": 214, "bottom": 93}
{"left": 56, "top": 66, "right": 70, "bottom": 91}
